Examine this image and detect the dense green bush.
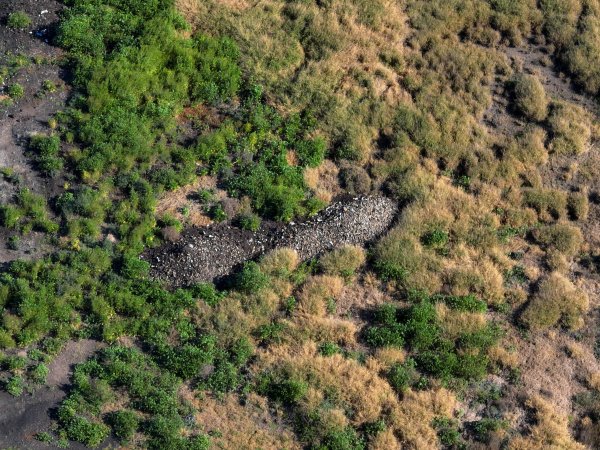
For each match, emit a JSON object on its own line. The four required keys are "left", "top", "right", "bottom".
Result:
{"left": 365, "top": 295, "right": 497, "bottom": 382}
{"left": 7, "top": 11, "right": 31, "bottom": 29}
{"left": 7, "top": 83, "right": 24, "bottom": 99}
{"left": 234, "top": 261, "right": 269, "bottom": 293}
{"left": 108, "top": 410, "right": 138, "bottom": 442}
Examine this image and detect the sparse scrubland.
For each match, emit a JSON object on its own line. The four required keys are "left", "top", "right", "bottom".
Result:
{"left": 1, "top": 0, "right": 600, "bottom": 448}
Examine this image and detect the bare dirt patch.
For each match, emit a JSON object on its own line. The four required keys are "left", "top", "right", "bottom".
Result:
{"left": 0, "top": 0, "right": 70, "bottom": 263}
{"left": 0, "top": 339, "right": 105, "bottom": 449}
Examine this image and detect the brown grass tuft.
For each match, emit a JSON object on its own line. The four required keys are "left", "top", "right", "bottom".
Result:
{"left": 520, "top": 272, "right": 589, "bottom": 331}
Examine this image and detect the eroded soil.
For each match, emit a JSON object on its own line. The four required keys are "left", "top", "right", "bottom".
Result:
{"left": 0, "top": 0, "right": 68, "bottom": 263}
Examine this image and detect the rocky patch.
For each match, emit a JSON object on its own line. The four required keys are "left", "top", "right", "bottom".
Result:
{"left": 144, "top": 196, "right": 398, "bottom": 287}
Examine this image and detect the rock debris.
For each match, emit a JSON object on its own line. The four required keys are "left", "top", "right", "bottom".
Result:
{"left": 143, "top": 196, "right": 398, "bottom": 287}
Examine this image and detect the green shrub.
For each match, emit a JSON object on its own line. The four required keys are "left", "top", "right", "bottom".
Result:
{"left": 236, "top": 212, "right": 261, "bottom": 231}
{"left": 234, "top": 262, "right": 269, "bottom": 293}
{"left": 109, "top": 410, "right": 138, "bottom": 442}
{"left": 65, "top": 416, "right": 110, "bottom": 447}
{"left": 7, "top": 83, "right": 24, "bottom": 99}
{"left": 31, "top": 363, "right": 49, "bottom": 384}
{"left": 320, "top": 427, "right": 365, "bottom": 450}
{"left": 365, "top": 296, "right": 495, "bottom": 382}
{"left": 421, "top": 229, "right": 449, "bottom": 249}
{"left": 318, "top": 342, "right": 341, "bottom": 356}
{"left": 471, "top": 418, "right": 508, "bottom": 443}
{"left": 388, "top": 358, "right": 418, "bottom": 393}
{"left": 5, "top": 375, "right": 24, "bottom": 396}
{"left": 7, "top": 11, "right": 31, "bottom": 29}
{"left": 258, "top": 375, "right": 308, "bottom": 405}
{"left": 512, "top": 74, "right": 548, "bottom": 121}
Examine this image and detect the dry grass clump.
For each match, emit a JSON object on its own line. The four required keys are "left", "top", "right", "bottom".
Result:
{"left": 567, "top": 190, "right": 589, "bottom": 221}
{"left": 282, "top": 314, "right": 357, "bottom": 347}
{"left": 255, "top": 342, "right": 399, "bottom": 424}
{"left": 435, "top": 303, "right": 487, "bottom": 339}
{"left": 504, "top": 126, "right": 548, "bottom": 167}
{"left": 512, "top": 74, "right": 549, "bottom": 121}
{"left": 509, "top": 395, "right": 586, "bottom": 450}
{"left": 520, "top": 272, "right": 589, "bottom": 330}
{"left": 390, "top": 387, "right": 458, "bottom": 449}
{"left": 548, "top": 101, "right": 592, "bottom": 156}
{"left": 319, "top": 245, "right": 366, "bottom": 279}
{"left": 522, "top": 187, "right": 568, "bottom": 221}
{"left": 370, "top": 428, "right": 401, "bottom": 449}
{"left": 373, "top": 347, "right": 407, "bottom": 370}
{"left": 444, "top": 253, "right": 506, "bottom": 305}
{"left": 253, "top": 342, "right": 457, "bottom": 448}
{"left": 589, "top": 372, "right": 600, "bottom": 391}
{"left": 533, "top": 222, "right": 583, "bottom": 257}
{"left": 488, "top": 345, "right": 520, "bottom": 369}
{"left": 544, "top": 248, "right": 569, "bottom": 272}
{"left": 260, "top": 248, "right": 299, "bottom": 277}
{"left": 194, "top": 393, "right": 301, "bottom": 450}
{"left": 303, "top": 159, "right": 341, "bottom": 203}
{"left": 297, "top": 275, "right": 344, "bottom": 316}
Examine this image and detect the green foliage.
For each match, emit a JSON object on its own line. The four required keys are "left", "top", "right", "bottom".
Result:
{"left": 7, "top": 11, "right": 31, "bottom": 29}
{"left": 365, "top": 295, "right": 497, "bottom": 382}
{"left": 421, "top": 229, "right": 449, "bottom": 249}
{"left": 30, "top": 362, "right": 49, "bottom": 384}
{"left": 236, "top": 212, "right": 262, "bottom": 231}
{"left": 387, "top": 358, "right": 419, "bottom": 393}
{"left": 433, "top": 417, "right": 465, "bottom": 448}
{"left": 6, "top": 375, "right": 24, "bottom": 396}
{"left": 29, "top": 135, "right": 63, "bottom": 176}
{"left": 234, "top": 261, "right": 269, "bottom": 294}
{"left": 320, "top": 427, "right": 365, "bottom": 450}
{"left": 108, "top": 410, "right": 138, "bottom": 442}
{"left": 7, "top": 83, "right": 24, "bottom": 99}
{"left": 471, "top": 418, "right": 508, "bottom": 443}
{"left": 318, "top": 342, "right": 341, "bottom": 356}
{"left": 0, "top": 188, "right": 58, "bottom": 234}
{"left": 257, "top": 374, "right": 308, "bottom": 405}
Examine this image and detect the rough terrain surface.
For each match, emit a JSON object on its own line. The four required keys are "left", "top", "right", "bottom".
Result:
{"left": 0, "top": 340, "right": 106, "bottom": 449}
{"left": 144, "top": 196, "right": 398, "bottom": 287}
{"left": 0, "top": 0, "right": 67, "bottom": 263}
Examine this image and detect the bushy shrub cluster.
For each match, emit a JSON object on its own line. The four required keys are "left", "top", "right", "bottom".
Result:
{"left": 57, "top": 346, "right": 212, "bottom": 449}
{"left": 200, "top": 100, "right": 326, "bottom": 221}
{"left": 0, "top": 189, "right": 58, "bottom": 235}
{"left": 365, "top": 294, "right": 497, "bottom": 382}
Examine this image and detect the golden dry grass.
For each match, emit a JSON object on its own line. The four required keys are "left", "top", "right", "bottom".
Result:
{"left": 521, "top": 272, "right": 589, "bottom": 330}
{"left": 193, "top": 393, "right": 301, "bottom": 450}
{"left": 509, "top": 396, "right": 586, "bottom": 450}
{"left": 297, "top": 275, "right": 345, "bottom": 316}
{"left": 252, "top": 342, "right": 457, "bottom": 449}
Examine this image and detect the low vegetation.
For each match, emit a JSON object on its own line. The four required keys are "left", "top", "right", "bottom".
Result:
{"left": 0, "top": 0, "right": 598, "bottom": 448}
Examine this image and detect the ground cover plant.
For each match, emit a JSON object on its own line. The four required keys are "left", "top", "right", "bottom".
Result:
{"left": 1, "top": 0, "right": 600, "bottom": 448}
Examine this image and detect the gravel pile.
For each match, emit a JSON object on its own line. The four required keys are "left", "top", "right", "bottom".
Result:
{"left": 143, "top": 196, "right": 398, "bottom": 287}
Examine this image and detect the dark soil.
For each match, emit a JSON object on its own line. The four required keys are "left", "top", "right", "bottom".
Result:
{"left": 0, "top": 339, "right": 109, "bottom": 450}
{"left": 144, "top": 196, "right": 399, "bottom": 287}
{"left": 0, "top": 0, "right": 69, "bottom": 263}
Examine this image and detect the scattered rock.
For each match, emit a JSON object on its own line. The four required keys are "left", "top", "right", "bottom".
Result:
{"left": 143, "top": 196, "right": 398, "bottom": 287}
